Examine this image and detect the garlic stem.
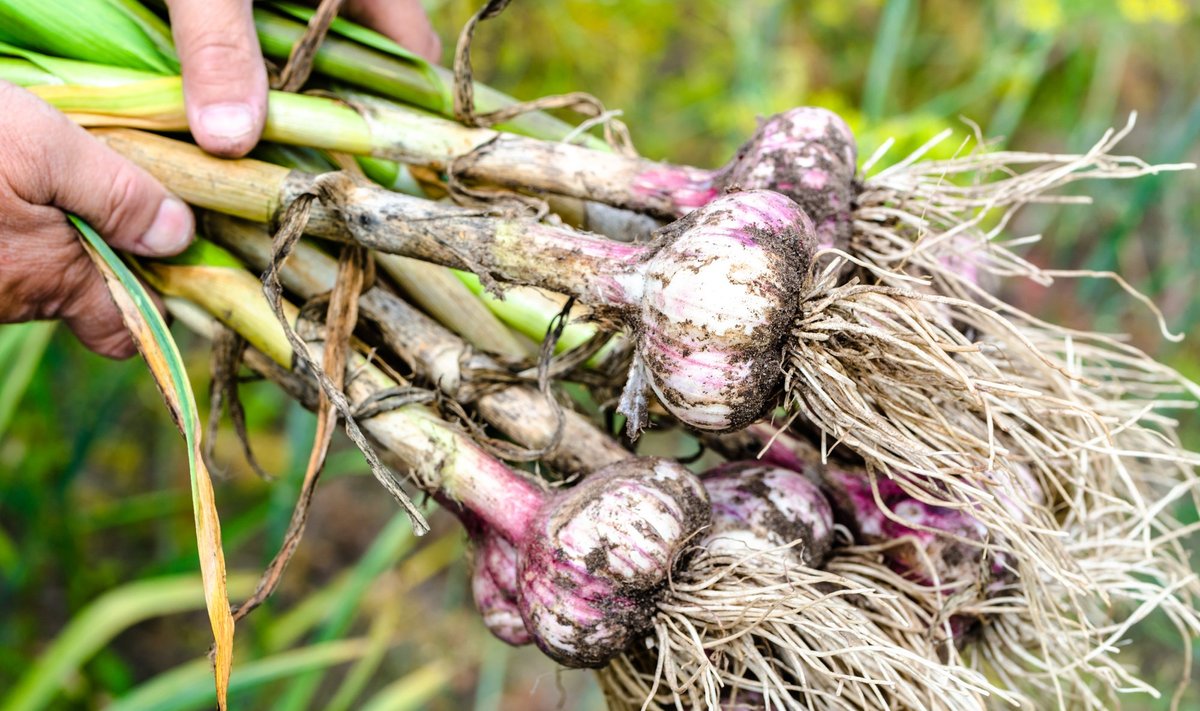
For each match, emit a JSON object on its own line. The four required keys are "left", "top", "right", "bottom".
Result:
{"left": 204, "top": 213, "right": 629, "bottom": 474}
{"left": 99, "top": 129, "right": 816, "bottom": 432}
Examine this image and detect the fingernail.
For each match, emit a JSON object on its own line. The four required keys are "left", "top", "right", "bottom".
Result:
{"left": 140, "top": 197, "right": 194, "bottom": 254}
{"left": 197, "top": 102, "right": 256, "bottom": 141}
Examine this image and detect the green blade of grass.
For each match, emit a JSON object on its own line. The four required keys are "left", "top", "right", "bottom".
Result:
{"left": 862, "top": 0, "right": 913, "bottom": 123}
{"left": 471, "top": 635, "right": 512, "bottom": 711}
{"left": 260, "top": 503, "right": 431, "bottom": 654}
{"left": 269, "top": 531, "right": 461, "bottom": 711}
{"left": 359, "top": 661, "right": 453, "bottom": 711}
{"left": 0, "top": 322, "right": 54, "bottom": 440}
{"left": 108, "top": 638, "right": 376, "bottom": 711}
{"left": 325, "top": 599, "right": 402, "bottom": 711}
{"left": 273, "top": 512, "right": 419, "bottom": 711}
{"left": 987, "top": 31, "right": 1055, "bottom": 142}
{"left": 0, "top": 574, "right": 254, "bottom": 711}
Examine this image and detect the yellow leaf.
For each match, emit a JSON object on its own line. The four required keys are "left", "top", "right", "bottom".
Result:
{"left": 74, "top": 217, "right": 234, "bottom": 710}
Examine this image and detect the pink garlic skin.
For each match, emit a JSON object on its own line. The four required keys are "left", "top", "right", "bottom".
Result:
{"left": 471, "top": 530, "right": 532, "bottom": 646}
{"left": 821, "top": 467, "right": 1016, "bottom": 589}
{"left": 701, "top": 462, "right": 835, "bottom": 567}
{"left": 517, "top": 457, "right": 711, "bottom": 668}
{"left": 638, "top": 190, "right": 815, "bottom": 433}
{"left": 630, "top": 165, "right": 721, "bottom": 211}
{"left": 718, "top": 107, "right": 858, "bottom": 250}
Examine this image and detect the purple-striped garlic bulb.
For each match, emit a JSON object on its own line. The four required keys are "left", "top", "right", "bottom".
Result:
{"left": 742, "top": 424, "right": 1042, "bottom": 591}
{"left": 623, "top": 190, "right": 816, "bottom": 433}
{"left": 820, "top": 466, "right": 1022, "bottom": 591}
{"left": 324, "top": 179, "right": 816, "bottom": 433}
{"left": 701, "top": 461, "right": 834, "bottom": 566}
{"left": 469, "top": 526, "right": 531, "bottom": 646}
{"left": 435, "top": 446, "right": 709, "bottom": 666}
{"left": 716, "top": 107, "right": 859, "bottom": 249}
{"left": 515, "top": 457, "right": 711, "bottom": 667}
{"left": 317, "top": 173, "right": 817, "bottom": 434}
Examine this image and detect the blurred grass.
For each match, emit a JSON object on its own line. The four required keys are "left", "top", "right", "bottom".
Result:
{"left": 1, "top": 1, "right": 1197, "bottom": 709}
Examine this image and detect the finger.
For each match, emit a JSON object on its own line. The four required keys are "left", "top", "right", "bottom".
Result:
{"left": 345, "top": 0, "right": 442, "bottom": 62}
{"left": 167, "top": 0, "right": 268, "bottom": 157}
{"left": 73, "top": 278, "right": 170, "bottom": 360}
{"left": 4, "top": 85, "right": 196, "bottom": 257}
{"left": 23, "top": 220, "right": 170, "bottom": 360}
{"left": 50, "top": 138, "right": 195, "bottom": 257}
{"left": 58, "top": 249, "right": 138, "bottom": 359}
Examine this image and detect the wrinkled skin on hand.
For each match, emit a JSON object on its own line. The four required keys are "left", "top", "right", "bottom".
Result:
{"left": 166, "top": 0, "right": 440, "bottom": 157}
{"left": 0, "top": 0, "right": 439, "bottom": 357}
{"left": 0, "top": 83, "right": 195, "bottom": 358}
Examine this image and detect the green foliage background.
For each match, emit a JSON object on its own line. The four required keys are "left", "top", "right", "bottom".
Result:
{"left": 1, "top": 0, "right": 1197, "bottom": 708}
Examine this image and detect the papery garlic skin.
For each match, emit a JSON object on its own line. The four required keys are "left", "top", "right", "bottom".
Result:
{"left": 636, "top": 190, "right": 815, "bottom": 433}
{"left": 517, "top": 457, "right": 710, "bottom": 667}
{"left": 702, "top": 462, "right": 834, "bottom": 566}
{"left": 718, "top": 107, "right": 858, "bottom": 249}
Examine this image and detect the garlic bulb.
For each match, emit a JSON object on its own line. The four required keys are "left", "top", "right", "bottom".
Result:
{"left": 517, "top": 457, "right": 710, "bottom": 667}
{"left": 629, "top": 190, "right": 816, "bottom": 433}
{"left": 718, "top": 107, "right": 858, "bottom": 249}
{"left": 701, "top": 461, "right": 834, "bottom": 566}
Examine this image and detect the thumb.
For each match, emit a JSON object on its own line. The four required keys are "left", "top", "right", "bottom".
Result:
{"left": 26, "top": 97, "right": 196, "bottom": 257}
{"left": 168, "top": 0, "right": 268, "bottom": 157}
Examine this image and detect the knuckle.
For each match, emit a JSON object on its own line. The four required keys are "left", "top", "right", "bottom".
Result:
{"left": 99, "top": 165, "right": 149, "bottom": 236}
{"left": 89, "top": 332, "right": 138, "bottom": 360}
{"left": 0, "top": 87, "right": 61, "bottom": 202}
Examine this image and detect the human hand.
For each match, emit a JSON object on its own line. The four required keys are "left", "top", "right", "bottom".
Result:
{"left": 1, "top": 2, "right": 439, "bottom": 358}
{"left": 0, "top": 83, "right": 195, "bottom": 358}
{"left": 168, "top": 0, "right": 441, "bottom": 157}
